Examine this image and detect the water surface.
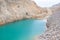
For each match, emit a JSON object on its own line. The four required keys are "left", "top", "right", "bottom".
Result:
{"left": 0, "top": 19, "right": 46, "bottom": 40}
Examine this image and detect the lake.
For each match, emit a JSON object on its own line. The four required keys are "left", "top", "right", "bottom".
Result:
{"left": 0, "top": 19, "right": 46, "bottom": 40}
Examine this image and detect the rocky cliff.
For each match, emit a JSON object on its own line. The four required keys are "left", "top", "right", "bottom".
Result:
{"left": 0, "top": 0, "right": 52, "bottom": 25}
{"left": 50, "top": 3, "right": 60, "bottom": 13}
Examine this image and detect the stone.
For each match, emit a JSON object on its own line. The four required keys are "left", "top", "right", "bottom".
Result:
{"left": 0, "top": 0, "right": 52, "bottom": 25}
{"left": 38, "top": 5, "right": 60, "bottom": 40}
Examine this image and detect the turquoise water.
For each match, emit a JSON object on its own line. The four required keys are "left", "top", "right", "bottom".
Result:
{"left": 0, "top": 19, "right": 46, "bottom": 40}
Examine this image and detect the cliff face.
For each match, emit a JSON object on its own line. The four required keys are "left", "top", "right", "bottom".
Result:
{"left": 0, "top": 0, "right": 52, "bottom": 25}
{"left": 50, "top": 3, "right": 60, "bottom": 13}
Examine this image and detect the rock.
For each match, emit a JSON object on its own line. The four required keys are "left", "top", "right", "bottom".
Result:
{"left": 0, "top": 0, "right": 52, "bottom": 25}
{"left": 50, "top": 3, "right": 60, "bottom": 13}
{"left": 38, "top": 6, "right": 60, "bottom": 40}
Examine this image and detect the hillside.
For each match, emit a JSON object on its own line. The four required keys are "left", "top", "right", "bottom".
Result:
{"left": 0, "top": 0, "right": 52, "bottom": 25}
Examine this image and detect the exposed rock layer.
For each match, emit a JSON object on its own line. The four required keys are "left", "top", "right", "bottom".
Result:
{"left": 0, "top": 0, "right": 52, "bottom": 25}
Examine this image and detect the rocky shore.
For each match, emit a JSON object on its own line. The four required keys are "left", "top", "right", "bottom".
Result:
{"left": 36, "top": 4, "right": 60, "bottom": 40}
